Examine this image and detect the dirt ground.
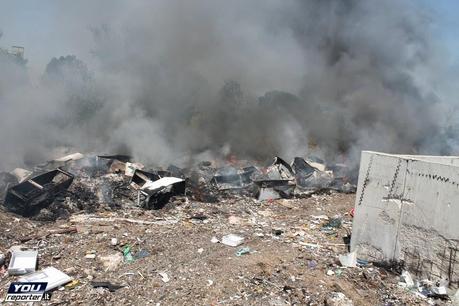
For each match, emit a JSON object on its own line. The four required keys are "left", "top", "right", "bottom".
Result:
{"left": 0, "top": 192, "right": 435, "bottom": 305}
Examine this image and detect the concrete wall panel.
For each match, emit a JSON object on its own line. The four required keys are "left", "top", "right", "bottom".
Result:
{"left": 351, "top": 151, "right": 459, "bottom": 286}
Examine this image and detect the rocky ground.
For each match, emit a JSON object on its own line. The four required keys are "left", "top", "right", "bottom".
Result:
{"left": 0, "top": 192, "right": 438, "bottom": 305}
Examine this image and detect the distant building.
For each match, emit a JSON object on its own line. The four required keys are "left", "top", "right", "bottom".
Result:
{"left": 0, "top": 45, "right": 25, "bottom": 58}
{"left": 0, "top": 45, "right": 26, "bottom": 65}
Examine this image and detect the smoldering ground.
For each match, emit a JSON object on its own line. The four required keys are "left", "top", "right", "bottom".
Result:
{"left": 0, "top": 0, "right": 457, "bottom": 171}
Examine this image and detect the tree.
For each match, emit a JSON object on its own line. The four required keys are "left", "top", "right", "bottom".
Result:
{"left": 45, "top": 55, "right": 91, "bottom": 85}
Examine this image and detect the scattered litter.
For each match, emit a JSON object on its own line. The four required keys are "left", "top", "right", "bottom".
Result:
{"left": 321, "top": 217, "right": 342, "bottom": 234}
{"left": 8, "top": 249, "right": 38, "bottom": 275}
{"left": 111, "top": 238, "right": 118, "bottom": 246}
{"left": 123, "top": 245, "right": 134, "bottom": 263}
{"left": 431, "top": 285, "right": 448, "bottom": 296}
{"left": 349, "top": 207, "right": 355, "bottom": 218}
{"left": 210, "top": 237, "right": 219, "bottom": 243}
{"left": 322, "top": 217, "right": 342, "bottom": 229}
{"left": 189, "top": 214, "right": 208, "bottom": 223}
{"left": 64, "top": 279, "right": 80, "bottom": 290}
{"left": 335, "top": 269, "right": 343, "bottom": 277}
{"left": 19, "top": 267, "right": 72, "bottom": 291}
{"left": 400, "top": 271, "right": 415, "bottom": 288}
{"left": 134, "top": 249, "right": 150, "bottom": 260}
{"left": 339, "top": 252, "right": 357, "bottom": 268}
{"left": 327, "top": 270, "right": 335, "bottom": 276}
{"left": 221, "top": 234, "right": 245, "bottom": 247}
{"left": 412, "top": 279, "right": 450, "bottom": 300}
{"left": 311, "top": 215, "right": 329, "bottom": 220}
{"left": 159, "top": 272, "right": 170, "bottom": 283}
{"left": 299, "top": 242, "right": 321, "bottom": 248}
{"left": 308, "top": 260, "right": 317, "bottom": 269}
{"left": 197, "top": 248, "right": 204, "bottom": 254}
{"left": 91, "top": 281, "right": 124, "bottom": 292}
{"left": 235, "top": 247, "right": 251, "bottom": 256}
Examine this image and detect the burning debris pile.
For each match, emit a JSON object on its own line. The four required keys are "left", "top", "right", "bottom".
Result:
{"left": 0, "top": 153, "right": 355, "bottom": 220}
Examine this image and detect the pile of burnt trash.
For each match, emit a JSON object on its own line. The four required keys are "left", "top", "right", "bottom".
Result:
{"left": 0, "top": 153, "right": 356, "bottom": 221}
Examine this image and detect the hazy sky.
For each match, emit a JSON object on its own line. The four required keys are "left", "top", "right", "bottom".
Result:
{"left": 0, "top": 0, "right": 458, "bottom": 75}
{"left": 0, "top": 1, "right": 118, "bottom": 74}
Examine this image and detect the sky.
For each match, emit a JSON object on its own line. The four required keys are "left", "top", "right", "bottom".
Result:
{"left": 0, "top": 0, "right": 458, "bottom": 75}
{"left": 0, "top": 1, "right": 117, "bottom": 74}
{"left": 424, "top": 0, "right": 459, "bottom": 63}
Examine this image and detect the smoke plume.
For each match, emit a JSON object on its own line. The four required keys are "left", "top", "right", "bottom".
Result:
{"left": 0, "top": 0, "right": 457, "bottom": 170}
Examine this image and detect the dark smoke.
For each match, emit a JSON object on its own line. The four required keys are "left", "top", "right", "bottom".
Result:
{"left": 0, "top": 0, "right": 457, "bottom": 170}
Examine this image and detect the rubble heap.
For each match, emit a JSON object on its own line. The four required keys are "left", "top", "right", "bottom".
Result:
{"left": 0, "top": 153, "right": 356, "bottom": 220}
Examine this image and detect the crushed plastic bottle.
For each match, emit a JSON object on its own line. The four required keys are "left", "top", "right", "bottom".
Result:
{"left": 235, "top": 247, "right": 251, "bottom": 256}
{"left": 123, "top": 245, "right": 134, "bottom": 263}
